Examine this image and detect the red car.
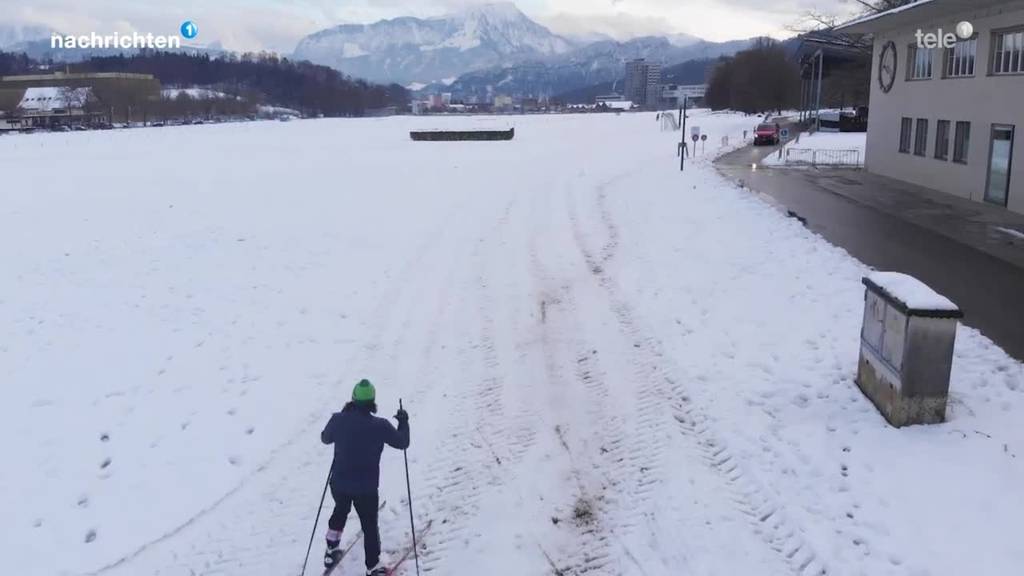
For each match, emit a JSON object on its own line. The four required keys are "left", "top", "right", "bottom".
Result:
{"left": 754, "top": 123, "right": 781, "bottom": 146}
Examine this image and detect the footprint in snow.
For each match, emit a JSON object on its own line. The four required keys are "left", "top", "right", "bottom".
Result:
{"left": 84, "top": 529, "right": 97, "bottom": 543}
{"left": 77, "top": 495, "right": 89, "bottom": 508}
{"left": 100, "top": 458, "right": 112, "bottom": 470}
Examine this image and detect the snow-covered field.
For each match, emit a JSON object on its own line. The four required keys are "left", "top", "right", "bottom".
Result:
{"left": 2, "top": 112, "right": 1022, "bottom": 576}
{"left": 762, "top": 131, "right": 867, "bottom": 167}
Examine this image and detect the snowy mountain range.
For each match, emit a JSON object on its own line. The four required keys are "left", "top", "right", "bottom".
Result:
{"left": 293, "top": 3, "right": 752, "bottom": 91}
{"left": 0, "top": 24, "right": 54, "bottom": 50}
{"left": 439, "top": 36, "right": 752, "bottom": 102}
{"left": 294, "top": 3, "right": 573, "bottom": 86}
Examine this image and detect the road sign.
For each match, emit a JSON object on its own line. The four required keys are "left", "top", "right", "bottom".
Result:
{"left": 691, "top": 126, "right": 701, "bottom": 138}
{"left": 700, "top": 134, "right": 707, "bottom": 142}
{"left": 780, "top": 128, "right": 790, "bottom": 139}
{"left": 691, "top": 134, "right": 699, "bottom": 143}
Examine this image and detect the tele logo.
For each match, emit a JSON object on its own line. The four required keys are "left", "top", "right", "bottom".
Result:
{"left": 915, "top": 21, "right": 973, "bottom": 49}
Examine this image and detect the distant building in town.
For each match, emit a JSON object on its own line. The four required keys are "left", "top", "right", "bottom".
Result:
{"left": 595, "top": 94, "right": 624, "bottom": 104}
{"left": 494, "top": 95, "right": 514, "bottom": 110}
{"left": 624, "top": 59, "right": 662, "bottom": 108}
{"left": 603, "top": 100, "right": 633, "bottom": 111}
{"left": 4, "top": 85, "right": 102, "bottom": 129}
{"left": 837, "top": 0, "right": 1023, "bottom": 213}
{"left": 0, "top": 71, "right": 160, "bottom": 128}
{"left": 519, "top": 97, "right": 539, "bottom": 112}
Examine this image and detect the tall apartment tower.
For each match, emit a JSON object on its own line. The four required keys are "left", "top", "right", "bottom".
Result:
{"left": 624, "top": 59, "right": 662, "bottom": 108}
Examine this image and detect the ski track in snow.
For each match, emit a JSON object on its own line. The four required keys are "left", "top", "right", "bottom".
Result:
{"left": 567, "top": 177, "right": 825, "bottom": 576}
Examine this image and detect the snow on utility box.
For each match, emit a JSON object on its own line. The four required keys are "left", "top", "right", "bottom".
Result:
{"left": 857, "top": 272, "right": 963, "bottom": 427}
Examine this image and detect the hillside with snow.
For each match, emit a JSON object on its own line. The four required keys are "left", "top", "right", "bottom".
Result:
{"left": 0, "top": 24, "right": 53, "bottom": 49}
{"left": 292, "top": 3, "right": 751, "bottom": 91}
{"left": 293, "top": 3, "right": 572, "bottom": 86}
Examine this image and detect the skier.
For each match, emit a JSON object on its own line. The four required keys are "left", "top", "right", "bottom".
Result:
{"left": 321, "top": 379, "right": 410, "bottom": 575}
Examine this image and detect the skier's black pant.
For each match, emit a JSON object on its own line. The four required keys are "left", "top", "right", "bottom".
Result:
{"left": 328, "top": 486, "right": 380, "bottom": 569}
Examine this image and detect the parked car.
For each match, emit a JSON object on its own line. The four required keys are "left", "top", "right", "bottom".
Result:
{"left": 754, "top": 123, "right": 781, "bottom": 146}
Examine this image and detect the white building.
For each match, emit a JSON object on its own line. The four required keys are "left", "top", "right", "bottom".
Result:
{"left": 838, "top": 0, "right": 1024, "bottom": 213}
{"left": 14, "top": 86, "right": 98, "bottom": 128}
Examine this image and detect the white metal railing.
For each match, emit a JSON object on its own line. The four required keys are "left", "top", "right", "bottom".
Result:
{"left": 784, "top": 148, "right": 862, "bottom": 167}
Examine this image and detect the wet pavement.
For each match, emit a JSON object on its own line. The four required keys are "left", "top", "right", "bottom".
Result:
{"left": 716, "top": 138, "right": 1024, "bottom": 361}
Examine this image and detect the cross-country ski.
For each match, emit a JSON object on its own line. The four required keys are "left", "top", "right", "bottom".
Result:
{"left": 384, "top": 519, "right": 435, "bottom": 576}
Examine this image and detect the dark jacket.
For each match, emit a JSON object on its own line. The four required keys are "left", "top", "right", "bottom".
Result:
{"left": 321, "top": 404, "right": 410, "bottom": 495}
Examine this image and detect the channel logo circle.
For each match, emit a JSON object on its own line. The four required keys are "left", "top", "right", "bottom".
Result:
{"left": 180, "top": 21, "right": 198, "bottom": 40}
{"left": 955, "top": 21, "right": 974, "bottom": 40}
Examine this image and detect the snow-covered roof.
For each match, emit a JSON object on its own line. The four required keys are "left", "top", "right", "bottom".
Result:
{"left": 604, "top": 101, "right": 633, "bottom": 110}
{"left": 863, "top": 272, "right": 961, "bottom": 316}
{"left": 17, "top": 86, "right": 92, "bottom": 111}
{"left": 836, "top": 0, "right": 1006, "bottom": 34}
{"left": 836, "top": 0, "right": 936, "bottom": 32}
{"left": 162, "top": 88, "right": 233, "bottom": 100}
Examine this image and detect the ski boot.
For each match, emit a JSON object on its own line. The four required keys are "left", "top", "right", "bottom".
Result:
{"left": 324, "top": 542, "right": 343, "bottom": 570}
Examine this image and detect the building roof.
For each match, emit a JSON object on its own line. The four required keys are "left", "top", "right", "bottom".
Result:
{"left": 1, "top": 72, "right": 155, "bottom": 82}
{"left": 790, "top": 30, "right": 872, "bottom": 60}
{"left": 18, "top": 86, "right": 92, "bottom": 111}
{"left": 836, "top": 0, "right": 1016, "bottom": 34}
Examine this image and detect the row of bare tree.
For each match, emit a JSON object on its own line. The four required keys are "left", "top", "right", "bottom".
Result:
{"left": 705, "top": 39, "right": 800, "bottom": 114}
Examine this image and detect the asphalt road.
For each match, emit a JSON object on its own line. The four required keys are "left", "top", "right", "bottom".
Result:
{"left": 716, "top": 139, "right": 1024, "bottom": 362}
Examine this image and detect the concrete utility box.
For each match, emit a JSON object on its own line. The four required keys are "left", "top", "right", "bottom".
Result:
{"left": 857, "top": 272, "right": 963, "bottom": 427}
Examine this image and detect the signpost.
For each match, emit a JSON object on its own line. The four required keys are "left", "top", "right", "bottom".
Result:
{"left": 679, "top": 96, "right": 688, "bottom": 171}
{"left": 700, "top": 133, "right": 707, "bottom": 154}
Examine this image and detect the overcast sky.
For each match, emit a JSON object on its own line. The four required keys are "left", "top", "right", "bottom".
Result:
{"left": 3, "top": 0, "right": 865, "bottom": 52}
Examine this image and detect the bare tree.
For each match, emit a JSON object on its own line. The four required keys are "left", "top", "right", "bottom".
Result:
{"left": 856, "top": 0, "right": 919, "bottom": 13}
{"left": 58, "top": 86, "right": 89, "bottom": 125}
{"left": 789, "top": 0, "right": 919, "bottom": 34}
{"left": 706, "top": 39, "right": 801, "bottom": 114}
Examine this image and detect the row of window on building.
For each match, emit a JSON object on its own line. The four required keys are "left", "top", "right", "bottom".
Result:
{"left": 908, "top": 27, "right": 1024, "bottom": 80}
{"left": 898, "top": 117, "right": 971, "bottom": 163}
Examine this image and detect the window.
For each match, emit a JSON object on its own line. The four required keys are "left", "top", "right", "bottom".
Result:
{"left": 935, "top": 120, "right": 951, "bottom": 160}
{"left": 899, "top": 117, "right": 913, "bottom": 153}
{"left": 914, "top": 119, "right": 929, "bottom": 156}
{"left": 945, "top": 37, "right": 977, "bottom": 77}
{"left": 953, "top": 121, "right": 971, "bottom": 164}
{"left": 992, "top": 28, "right": 1024, "bottom": 75}
{"left": 908, "top": 45, "right": 933, "bottom": 79}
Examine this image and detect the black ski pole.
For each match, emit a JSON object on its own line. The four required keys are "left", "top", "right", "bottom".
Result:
{"left": 400, "top": 399, "right": 421, "bottom": 576}
{"left": 300, "top": 462, "right": 332, "bottom": 576}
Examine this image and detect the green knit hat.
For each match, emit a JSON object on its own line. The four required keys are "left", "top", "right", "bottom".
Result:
{"left": 351, "top": 379, "right": 376, "bottom": 403}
